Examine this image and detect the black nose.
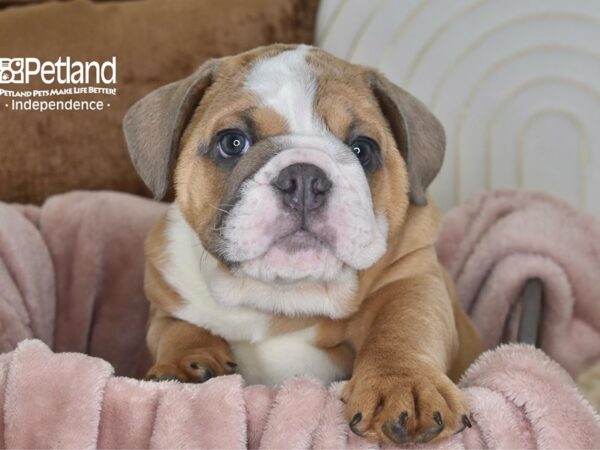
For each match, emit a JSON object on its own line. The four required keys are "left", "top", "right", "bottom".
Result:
{"left": 272, "top": 163, "right": 332, "bottom": 212}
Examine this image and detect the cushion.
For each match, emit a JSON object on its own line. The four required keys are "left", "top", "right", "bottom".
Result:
{"left": 0, "top": 0, "right": 319, "bottom": 203}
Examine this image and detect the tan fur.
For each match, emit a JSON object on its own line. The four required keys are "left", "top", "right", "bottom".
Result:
{"left": 174, "top": 49, "right": 295, "bottom": 251}
{"left": 140, "top": 45, "right": 485, "bottom": 445}
{"left": 251, "top": 106, "right": 290, "bottom": 138}
{"left": 144, "top": 215, "right": 184, "bottom": 312}
{"left": 145, "top": 308, "right": 235, "bottom": 382}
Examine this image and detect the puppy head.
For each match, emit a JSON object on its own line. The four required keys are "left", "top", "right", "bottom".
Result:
{"left": 124, "top": 44, "right": 444, "bottom": 313}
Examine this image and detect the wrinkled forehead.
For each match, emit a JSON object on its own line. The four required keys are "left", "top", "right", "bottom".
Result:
{"left": 199, "top": 45, "right": 385, "bottom": 142}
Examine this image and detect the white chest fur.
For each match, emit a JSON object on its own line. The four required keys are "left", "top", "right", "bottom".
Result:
{"left": 231, "top": 326, "right": 347, "bottom": 386}
{"left": 162, "top": 205, "right": 345, "bottom": 386}
{"left": 163, "top": 205, "right": 271, "bottom": 343}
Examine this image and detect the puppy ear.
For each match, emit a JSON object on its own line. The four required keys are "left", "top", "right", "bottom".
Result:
{"left": 369, "top": 71, "right": 445, "bottom": 206}
{"left": 123, "top": 60, "right": 219, "bottom": 199}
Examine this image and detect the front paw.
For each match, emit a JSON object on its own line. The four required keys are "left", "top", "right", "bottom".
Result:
{"left": 145, "top": 349, "right": 237, "bottom": 383}
{"left": 342, "top": 366, "right": 471, "bottom": 445}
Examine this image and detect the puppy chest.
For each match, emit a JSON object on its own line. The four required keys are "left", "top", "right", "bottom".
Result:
{"left": 230, "top": 326, "right": 350, "bottom": 386}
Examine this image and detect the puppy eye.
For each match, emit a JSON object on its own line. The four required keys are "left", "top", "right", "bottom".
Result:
{"left": 349, "top": 136, "right": 378, "bottom": 167}
{"left": 217, "top": 129, "right": 251, "bottom": 158}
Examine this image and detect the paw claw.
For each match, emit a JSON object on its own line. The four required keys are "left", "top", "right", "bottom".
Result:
{"left": 415, "top": 411, "right": 445, "bottom": 443}
{"left": 349, "top": 412, "right": 364, "bottom": 436}
{"left": 382, "top": 411, "right": 409, "bottom": 444}
{"left": 187, "top": 363, "right": 214, "bottom": 382}
{"left": 454, "top": 415, "right": 473, "bottom": 435}
{"left": 462, "top": 414, "right": 472, "bottom": 428}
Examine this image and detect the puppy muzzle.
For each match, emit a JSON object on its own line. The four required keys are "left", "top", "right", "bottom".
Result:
{"left": 219, "top": 135, "right": 388, "bottom": 282}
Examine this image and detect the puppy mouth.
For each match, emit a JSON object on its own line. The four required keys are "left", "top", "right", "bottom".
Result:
{"left": 231, "top": 222, "right": 344, "bottom": 284}
{"left": 272, "top": 229, "right": 328, "bottom": 254}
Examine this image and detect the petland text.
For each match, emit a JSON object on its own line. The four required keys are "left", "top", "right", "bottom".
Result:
{"left": 0, "top": 57, "right": 117, "bottom": 85}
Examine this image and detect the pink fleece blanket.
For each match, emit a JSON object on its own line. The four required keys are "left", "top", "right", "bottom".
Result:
{"left": 0, "top": 340, "right": 597, "bottom": 448}
{"left": 436, "top": 189, "right": 600, "bottom": 376}
{"left": 0, "top": 192, "right": 164, "bottom": 379}
{"left": 0, "top": 189, "right": 599, "bottom": 448}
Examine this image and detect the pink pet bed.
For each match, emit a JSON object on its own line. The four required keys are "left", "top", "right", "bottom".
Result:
{"left": 0, "top": 190, "right": 599, "bottom": 448}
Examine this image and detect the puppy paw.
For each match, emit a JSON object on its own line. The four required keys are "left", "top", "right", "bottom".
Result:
{"left": 145, "top": 349, "right": 237, "bottom": 383}
{"left": 342, "top": 367, "right": 471, "bottom": 445}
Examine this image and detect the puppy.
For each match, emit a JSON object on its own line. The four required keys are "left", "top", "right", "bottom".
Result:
{"left": 124, "top": 44, "right": 484, "bottom": 445}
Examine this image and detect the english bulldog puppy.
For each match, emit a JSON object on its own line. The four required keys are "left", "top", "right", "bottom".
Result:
{"left": 124, "top": 44, "right": 484, "bottom": 445}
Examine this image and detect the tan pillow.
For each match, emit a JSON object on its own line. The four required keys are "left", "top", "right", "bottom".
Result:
{"left": 0, "top": 0, "right": 318, "bottom": 203}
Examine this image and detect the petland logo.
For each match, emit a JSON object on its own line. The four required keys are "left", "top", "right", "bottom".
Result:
{"left": 0, "top": 57, "right": 116, "bottom": 84}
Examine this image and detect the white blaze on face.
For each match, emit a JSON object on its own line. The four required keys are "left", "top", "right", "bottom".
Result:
{"left": 244, "top": 45, "right": 321, "bottom": 135}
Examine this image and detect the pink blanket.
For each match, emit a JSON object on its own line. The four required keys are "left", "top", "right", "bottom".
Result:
{"left": 0, "top": 189, "right": 599, "bottom": 448}
{"left": 436, "top": 189, "right": 600, "bottom": 376}
{"left": 0, "top": 192, "right": 165, "bottom": 378}
{"left": 1, "top": 339, "right": 598, "bottom": 448}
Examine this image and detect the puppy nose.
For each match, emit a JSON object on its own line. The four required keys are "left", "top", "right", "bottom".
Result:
{"left": 273, "top": 163, "right": 332, "bottom": 212}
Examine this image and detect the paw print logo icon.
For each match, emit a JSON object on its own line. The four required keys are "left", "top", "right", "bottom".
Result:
{"left": 0, "top": 58, "right": 25, "bottom": 84}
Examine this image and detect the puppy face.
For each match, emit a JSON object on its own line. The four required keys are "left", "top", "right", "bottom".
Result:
{"left": 125, "top": 44, "right": 445, "bottom": 316}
